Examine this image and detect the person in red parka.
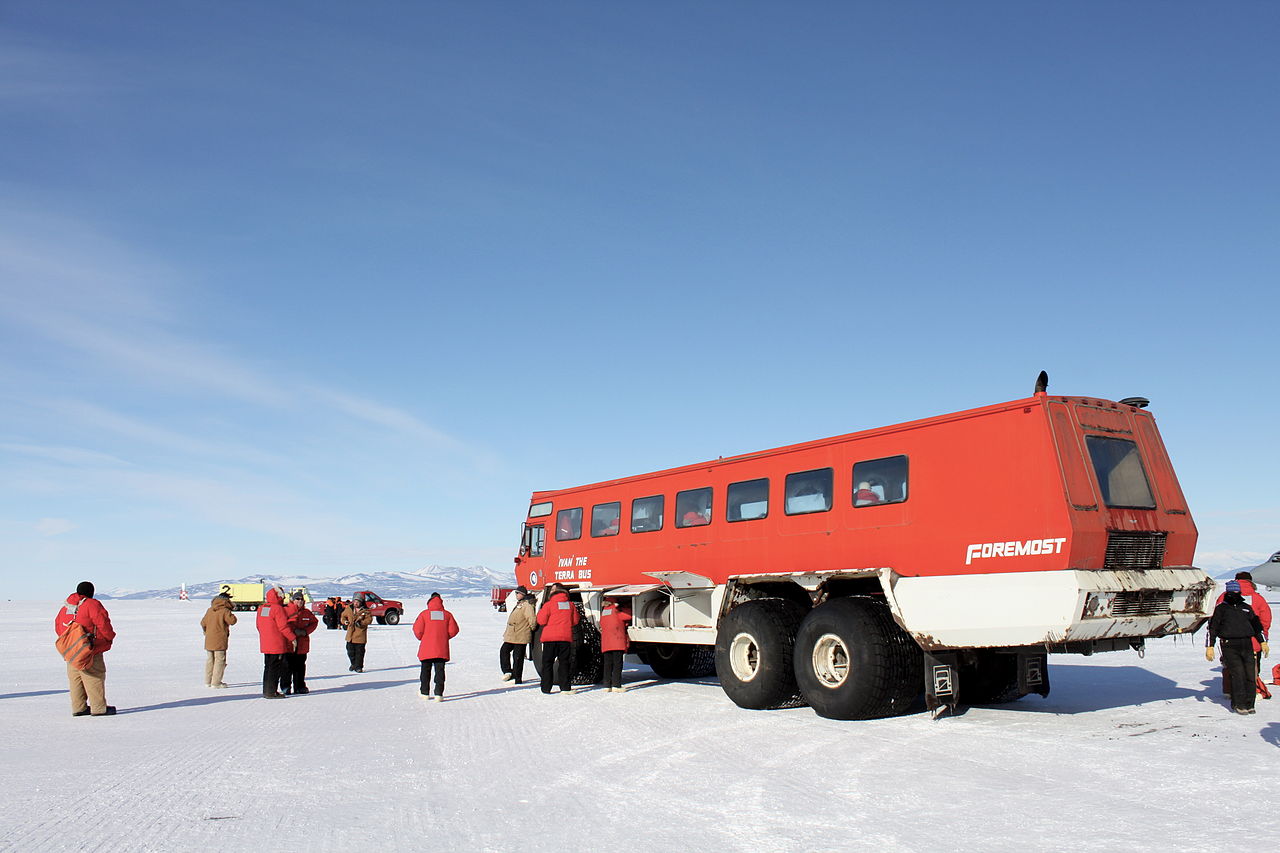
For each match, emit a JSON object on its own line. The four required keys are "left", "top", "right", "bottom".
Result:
{"left": 55, "top": 581, "right": 117, "bottom": 716}
{"left": 599, "top": 597, "right": 633, "bottom": 693}
{"left": 280, "top": 591, "right": 319, "bottom": 695}
{"left": 256, "top": 587, "right": 296, "bottom": 699}
{"left": 413, "top": 593, "right": 460, "bottom": 702}
{"left": 536, "top": 585, "right": 581, "bottom": 694}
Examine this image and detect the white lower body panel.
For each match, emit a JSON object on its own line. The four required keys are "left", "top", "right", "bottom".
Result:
{"left": 880, "top": 568, "right": 1213, "bottom": 651}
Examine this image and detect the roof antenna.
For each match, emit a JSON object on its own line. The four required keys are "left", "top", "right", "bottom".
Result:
{"left": 1034, "top": 370, "right": 1049, "bottom": 395}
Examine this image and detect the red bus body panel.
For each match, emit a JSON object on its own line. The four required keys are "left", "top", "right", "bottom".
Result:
{"left": 514, "top": 395, "right": 1198, "bottom": 593}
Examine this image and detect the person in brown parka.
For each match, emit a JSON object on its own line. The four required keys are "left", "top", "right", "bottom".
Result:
{"left": 201, "top": 592, "right": 238, "bottom": 688}
{"left": 500, "top": 588, "right": 538, "bottom": 684}
{"left": 341, "top": 595, "right": 374, "bottom": 672}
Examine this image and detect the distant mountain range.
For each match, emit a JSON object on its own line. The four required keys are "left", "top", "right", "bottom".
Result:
{"left": 102, "top": 564, "right": 516, "bottom": 601}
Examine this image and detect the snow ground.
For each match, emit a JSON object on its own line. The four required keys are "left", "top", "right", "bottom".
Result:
{"left": 3, "top": 594, "right": 1277, "bottom": 853}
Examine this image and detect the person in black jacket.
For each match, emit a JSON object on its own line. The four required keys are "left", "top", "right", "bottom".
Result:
{"left": 1206, "top": 580, "right": 1269, "bottom": 714}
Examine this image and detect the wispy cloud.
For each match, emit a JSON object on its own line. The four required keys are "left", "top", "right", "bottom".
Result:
{"left": 34, "top": 517, "right": 75, "bottom": 536}
{"left": 307, "top": 386, "right": 464, "bottom": 450}
{"left": 0, "top": 203, "right": 479, "bottom": 455}
{"left": 1, "top": 291, "right": 285, "bottom": 407}
{"left": 43, "top": 400, "right": 286, "bottom": 467}
{"left": 1, "top": 442, "right": 129, "bottom": 467}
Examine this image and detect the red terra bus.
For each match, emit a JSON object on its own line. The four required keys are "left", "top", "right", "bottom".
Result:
{"left": 512, "top": 382, "right": 1213, "bottom": 719}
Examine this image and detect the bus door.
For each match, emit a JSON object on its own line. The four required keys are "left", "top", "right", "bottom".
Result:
{"left": 518, "top": 523, "right": 546, "bottom": 589}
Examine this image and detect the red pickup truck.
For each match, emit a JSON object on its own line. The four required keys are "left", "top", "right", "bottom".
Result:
{"left": 309, "top": 591, "right": 405, "bottom": 625}
{"left": 491, "top": 586, "right": 516, "bottom": 612}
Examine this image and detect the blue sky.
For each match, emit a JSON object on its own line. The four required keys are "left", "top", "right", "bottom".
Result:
{"left": 2, "top": 2, "right": 1277, "bottom": 598}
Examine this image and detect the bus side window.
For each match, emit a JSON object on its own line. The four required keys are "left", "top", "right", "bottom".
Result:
{"left": 631, "top": 495, "right": 664, "bottom": 533}
{"left": 727, "top": 478, "right": 769, "bottom": 521}
{"left": 591, "top": 502, "right": 621, "bottom": 537}
{"left": 785, "top": 468, "right": 832, "bottom": 515}
{"left": 556, "top": 508, "right": 583, "bottom": 540}
{"left": 676, "top": 487, "right": 713, "bottom": 527}
{"left": 853, "top": 455, "right": 909, "bottom": 506}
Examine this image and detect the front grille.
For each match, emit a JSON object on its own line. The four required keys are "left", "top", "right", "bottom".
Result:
{"left": 1112, "top": 591, "right": 1173, "bottom": 617}
{"left": 1104, "top": 531, "right": 1166, "bottom": 571}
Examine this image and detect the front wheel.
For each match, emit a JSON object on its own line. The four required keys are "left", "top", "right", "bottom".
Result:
{"left": 793, "top": 596, "right": 921, "bottom": 720}
{"left": 384, "top": 609, "right": 401, "bottom": 625}
{"left": 570, "top": 618, "right": 602, "bottom": 685}
{"left": 529, "top": 609, "right": 601, "bottom": 685}
{"left": 714, "top": 599, "right": 807, "bottom": 710}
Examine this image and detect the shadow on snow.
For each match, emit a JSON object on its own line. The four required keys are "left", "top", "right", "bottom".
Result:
{"left": 117, "top": 678, "right": 416, "bottom": 714}
{"left": 0, "top": 689, "right": 67, "bottom": 701}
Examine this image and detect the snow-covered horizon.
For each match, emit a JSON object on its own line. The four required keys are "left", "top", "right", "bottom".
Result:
{"left": 92, "top": 563, "right": 515, "bottom": 601}
{"left": 68, "top": 557, "right": 1279, "bottom": 602}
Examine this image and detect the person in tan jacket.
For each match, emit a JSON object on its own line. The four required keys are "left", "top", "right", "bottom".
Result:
{"left": 200, "top": 593, "right": 237, "bottom": 688}
{"left": 341, "top": 595, "right": 374, "bottom": 672}
{"left": 500, "top": 587, "right": 538, "bottom": 684}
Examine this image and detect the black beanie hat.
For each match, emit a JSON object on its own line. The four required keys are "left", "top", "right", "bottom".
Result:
{"left": 76, "top": 581, "right": 95, "bottom": 598}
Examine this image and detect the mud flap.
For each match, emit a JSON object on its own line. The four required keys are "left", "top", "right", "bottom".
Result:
{"left": 924, "top": 652, "right": 959, "bottom": 718}
{"left": 1019, "top": 652, "right": 1050, "bottom": 698}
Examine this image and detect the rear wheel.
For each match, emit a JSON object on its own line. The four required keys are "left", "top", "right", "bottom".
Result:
{"left": 794, "top": 596, "right": 921, "bottom": 720}
{"left": 384, "top": 609, "right": 401, "bottom": 625}
{"left": 714, "top": 599, "right": 807, "bottom": 710}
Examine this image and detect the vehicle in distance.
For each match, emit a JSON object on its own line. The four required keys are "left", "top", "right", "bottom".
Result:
{"left": 491, "top": 586, "right": 517, "bottom": 611}
{"left": 219, "top": 583, "right": 310, "bottom": 612}
{"left": 309, "top": 590, "right": 404, "bottom": 625}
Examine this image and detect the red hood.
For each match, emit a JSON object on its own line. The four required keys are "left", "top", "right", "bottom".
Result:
{"left": 427, "top": 597, "right": 444, "bottom": 611}
{"left": 65, "top": 593, "right": 88, "bottom": 607}
{"left": 266, "top": 588, "right": 283, "bottom": 606}
{"left": 1239, "top": 579, "right": 1259, "bottom": 596}
{"left": 549, "top": 591, "right": 570, "bottom": 604}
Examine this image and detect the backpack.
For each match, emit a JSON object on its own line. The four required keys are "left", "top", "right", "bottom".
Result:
{"left": 55, "top": 599, "right": 96, "bottom": 671}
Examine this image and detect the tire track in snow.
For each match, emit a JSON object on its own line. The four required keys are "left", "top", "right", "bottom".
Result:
{"left": 5, "top": 708, "right": 240, "bottom": 851}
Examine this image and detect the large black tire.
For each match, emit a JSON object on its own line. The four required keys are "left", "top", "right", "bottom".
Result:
{"left": 641, "top": 644, "right": 716, "bottom": 679}
{"left": 714, "top": 599, "right": 808, "bottom": 710}
{"left": 959, "top": 651, "right": 1022, "bottom": 704}
{"left": 793, "top": 596, "right": 922, "bottom": 720}
{"left": 530, "top": 627, "right": 545, "bottom": 678}
{"left": 570, "top": 618, "right": 602, "bottom": 685}
{"left": 530, "top": 610, "right": 602, "bottom": 685}
{"left": 384, "top": 609, "right": 401, "bottom": 626}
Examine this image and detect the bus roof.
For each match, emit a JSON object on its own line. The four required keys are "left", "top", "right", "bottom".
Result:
{"left": 529, "top": 393, "right": 1145, "bottom": 502}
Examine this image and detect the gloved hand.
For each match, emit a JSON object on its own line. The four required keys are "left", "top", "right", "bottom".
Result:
{"left": 1205, "top": 647, "right": 1215, "bottom": 662}
{"left": 1262, "top": 642, "right": 1270, "bottom": 658}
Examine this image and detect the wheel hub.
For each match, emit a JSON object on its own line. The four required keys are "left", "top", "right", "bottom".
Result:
{"left": 729, "top": 632, "right": 761, "bottom": 682}
{"left": 811, "top": 632, "right": 850, "bottom": 688}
